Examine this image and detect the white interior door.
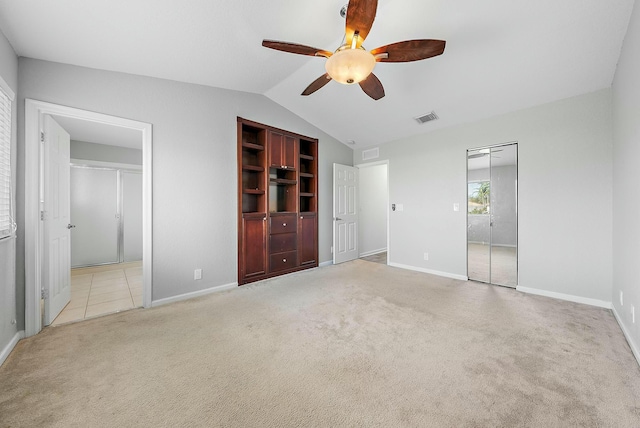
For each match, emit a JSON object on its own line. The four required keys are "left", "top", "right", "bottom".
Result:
{"left": 70, "top": 166, "right": 119, "bottom": 267}
{"left": 333, "top": 163, "right": 359, "bottom": 264}
{"left": 43, "top": 115, "right": 71, "bottom": 325}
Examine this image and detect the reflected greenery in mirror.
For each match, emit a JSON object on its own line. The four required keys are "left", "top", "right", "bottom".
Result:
{"left": 468, "top": 181, "right": 490, "bottom": 214}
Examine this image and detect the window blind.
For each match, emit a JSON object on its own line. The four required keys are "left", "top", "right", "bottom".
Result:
{"left": 0, "top": 84, "right": 14, "bottom": 240}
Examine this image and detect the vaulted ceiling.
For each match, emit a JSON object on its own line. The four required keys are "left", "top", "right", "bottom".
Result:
{"left": 0, "top": 0, "right": 635, "bottom": 147}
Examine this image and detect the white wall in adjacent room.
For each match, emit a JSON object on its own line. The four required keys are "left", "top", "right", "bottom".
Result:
{"left": 358, "top": 163, "right": 388, "bottom": 256}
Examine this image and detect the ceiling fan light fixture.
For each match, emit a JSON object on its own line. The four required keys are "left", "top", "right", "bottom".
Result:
{"left": 325, "top": 46, "right": 376, "bottom": 85}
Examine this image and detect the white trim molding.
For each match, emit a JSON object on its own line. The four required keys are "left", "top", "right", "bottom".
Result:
{"left": 70, "top": 158, "right": 142, "bottom": 171}
{"left": 359, "top": 248, "right": 387, "bottom": 258}
{"left": 25, "top": 99, "right": 153, "bottom": 337}
{"left": 516, "top": 286, "right": 612, "bottom": 309}
{"left": 612, "top": 306, "right": 640, "bottom": 368}
{"left": 152, "top": 282, "right": 238, "bottom": 307}
{"left": 389, "top": 262, "right": 468, "bottom": 281}
{"left": 0, "top": 331, "right": 24, "bottom": 367}
{"left": 319, "top": 260, "right": 333, "bottom": 268}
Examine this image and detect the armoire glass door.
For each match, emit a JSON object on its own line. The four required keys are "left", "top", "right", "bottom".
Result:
{"left": 467, "top": 144, "right": 518, "bottom": 287}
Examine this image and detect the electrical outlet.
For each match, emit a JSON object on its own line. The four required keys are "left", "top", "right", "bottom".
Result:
{"left": 620, "top": 291, "right": 624, "bottom": 306}
{"left": 424, "top": 252, "right": 429, "bottom": 261}
{"left": 194, "top": 269, "right": 202, "bottom": 280}
{"left": 632, "top": 305, "right": 635, "bottom": 324}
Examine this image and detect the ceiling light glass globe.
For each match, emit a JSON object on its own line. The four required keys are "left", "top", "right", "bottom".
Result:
{"left": 325, "top": 47, "right": 376, "bottom": 85}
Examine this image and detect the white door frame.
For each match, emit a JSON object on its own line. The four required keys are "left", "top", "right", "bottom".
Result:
{"left": 355, "top": 160, "right": 390, "bottom": 264}
{"left": 25, "top": 99, "right": 153, "bottom": 337}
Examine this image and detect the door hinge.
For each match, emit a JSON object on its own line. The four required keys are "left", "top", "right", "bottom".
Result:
{"left": 40, "top": 210, "right": 45, "bottom": 221}
{"left": 41, "top": 288, "right": 49, "bottom": 299}
{"left": 40, "top": 131, "right": 45, "bottom": 142}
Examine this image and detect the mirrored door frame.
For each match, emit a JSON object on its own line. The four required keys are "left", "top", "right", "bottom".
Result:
{"left": 466, "top": 142, "right": 518, "bottom": 287}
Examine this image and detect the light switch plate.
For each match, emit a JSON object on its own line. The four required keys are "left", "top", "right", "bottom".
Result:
{"left": 453, "top": 203, "right": 460, "bottom": 212}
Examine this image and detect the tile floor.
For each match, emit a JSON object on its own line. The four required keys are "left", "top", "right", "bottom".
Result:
{"left": 52, "top": 261, "right": 143, "bottom": 326}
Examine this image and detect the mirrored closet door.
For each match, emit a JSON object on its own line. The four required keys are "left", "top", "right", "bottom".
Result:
{"left": 467, "top": 143, "right": 518, "bottom": 287}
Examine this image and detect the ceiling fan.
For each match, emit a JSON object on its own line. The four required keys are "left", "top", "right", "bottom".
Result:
{"left": 262, "top": 0, "right": 446, "bottom": 100}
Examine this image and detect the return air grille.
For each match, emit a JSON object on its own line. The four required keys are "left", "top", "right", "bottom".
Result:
{"left": 414, "top": 111, "right": 439, "bottom": 124}
{"left": 362, "top": 147, "right": 379, "bottom": 161}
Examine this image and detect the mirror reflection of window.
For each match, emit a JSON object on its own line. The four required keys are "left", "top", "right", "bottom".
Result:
{"left": 468, "top": 181, "right": 490, "bottom": 214}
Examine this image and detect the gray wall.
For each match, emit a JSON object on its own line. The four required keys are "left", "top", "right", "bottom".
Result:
{"left": 612, "top": 0, "right": 640, "bottom": 358}
{"left": 354, "top": 89, "right": 612, "bottom": 302}
{"left": 358, "top": 164, "right": 388, "bottom": 256}
{"left": 16, "top": 58, "right": 352, "bottom": 326}
{"left": 0, "top": 29, "right": 18, "bottom": 359}
{"left": 71, "top": 140, "right": 142, "bottom": 165}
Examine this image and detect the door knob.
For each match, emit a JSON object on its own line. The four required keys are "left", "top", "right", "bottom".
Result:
{"left": 67, "top": 224, "right": 76, "bottom": 229}
{"left": 335, "top": 217, "right": 343, "bottom": 221}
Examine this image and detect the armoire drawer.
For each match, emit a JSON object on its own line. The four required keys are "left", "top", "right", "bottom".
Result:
{"left": 270, "top": 233, "right": 297, "bottom": 253}
{"left": 270, "top": 214, "right": 297, "bottom": 234}
{"left": 270, "top": 251, "right": 297, "bottom": 272}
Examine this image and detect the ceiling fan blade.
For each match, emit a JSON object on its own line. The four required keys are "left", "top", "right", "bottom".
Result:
{"left": 302, "top": 74, "right": 332, "bottom": 96}
{"left": 262, "top": 40, "right": 332, "bottom": 58}
{"left": 371, "top": 39, "right": 446, "bottom": 63}
{"left": 359, "top": 73, "right": 385, "bottom": 100}
{"left": 345, "top": 0, "right": 378, "bottom": 48}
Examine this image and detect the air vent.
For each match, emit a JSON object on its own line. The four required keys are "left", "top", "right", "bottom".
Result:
{"left": 362, "top": 147, "right": 379, "bottom": 161}
{"left": 414, "top": 111, "right": 439, "bottom": 124}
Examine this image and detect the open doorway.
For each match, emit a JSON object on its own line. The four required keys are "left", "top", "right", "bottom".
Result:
{"left": 356, "top": 161, "right": 389, "bottom": 265}
{"left": 51, "top": 116, "right": 144, "bottom": 325}
{"left": 24, "top": 100, "right": 152, "bottom": 337}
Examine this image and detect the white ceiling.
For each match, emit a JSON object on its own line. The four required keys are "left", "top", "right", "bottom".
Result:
{"left": 53, "top": 115, "right": 142, "bottom": 150}
{"left": 0, "top": 0, "right": 634, "bottom": 148}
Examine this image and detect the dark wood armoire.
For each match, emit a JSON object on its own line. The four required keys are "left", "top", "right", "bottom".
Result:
{"left": 237, "top": 117, "right": 318, "bottom": 284}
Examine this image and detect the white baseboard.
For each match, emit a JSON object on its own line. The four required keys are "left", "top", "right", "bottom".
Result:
{"left": 516, "top": 286, "right": 612, "bottom": 309}
{"left": 388, "top": 262, "right": 468, "bottom": 281}
{"left": 612, "top": 306, "right": 640, "bottom": 368}
{"left": 151, "top": 282, "right": 237, "bottom": 307}
{"left": 359, "top": 248, "right": 387, "bottom": 258}
{"left": 319, "top": 260, "right": 333, "bottom": 268}
{"left": 1, "top": 331, "right": 24, "bottom": 367}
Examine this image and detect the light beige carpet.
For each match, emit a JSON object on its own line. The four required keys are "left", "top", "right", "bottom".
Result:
{"left": 1, "top": 260, "right": 640, "bottom": 427}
